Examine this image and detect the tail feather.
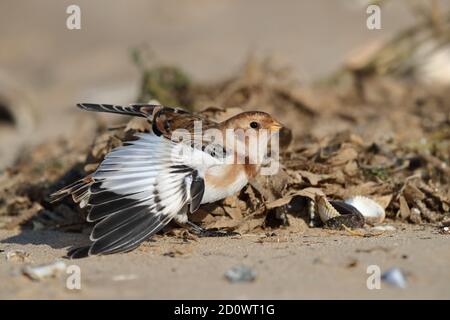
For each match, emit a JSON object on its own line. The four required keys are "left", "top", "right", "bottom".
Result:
{"left": 77, "top": 103, "right": 159, "bottom": 117}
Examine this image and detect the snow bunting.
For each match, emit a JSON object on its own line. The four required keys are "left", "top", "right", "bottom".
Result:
{"left": 51, "top": 103, "right": 283, "bottom": 258}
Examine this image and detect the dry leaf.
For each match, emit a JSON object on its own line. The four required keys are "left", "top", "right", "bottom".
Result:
{"left": 223, "top": 206, "right": 243, "bottom": 220}
{"left": 327, "top": 147, "right": 358, "bottom": 166}
{"left": 403, "top": 184, "right": 426, "bottom": 204}
{"left": 399, "top": 196, "right": 411, "bottom": 220}
{"left": 298, "top": 170, "right": 330, "bottom": 186}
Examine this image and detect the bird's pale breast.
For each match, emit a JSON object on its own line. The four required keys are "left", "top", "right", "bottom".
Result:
{"left": 202, "top": 164, "right": 250, "bottom": 204}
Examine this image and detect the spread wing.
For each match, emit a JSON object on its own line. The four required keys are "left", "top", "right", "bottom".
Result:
{"left": 51, "top": 132, "right": 223, "bottom": 258}
{"left": 77, "top": 102, "right": 231, "bottom": 160}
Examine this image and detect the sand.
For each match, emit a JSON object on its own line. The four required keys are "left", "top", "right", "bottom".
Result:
{"left": 1, "top": 224, "right": 449, "bottom": 299}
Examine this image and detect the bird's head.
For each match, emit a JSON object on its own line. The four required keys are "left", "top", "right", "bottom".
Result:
{"left": 220, "top": 111, "right": 284, "bottom": 165}
{"left": 223, "top": 111, "right": 283, "bottom": 133}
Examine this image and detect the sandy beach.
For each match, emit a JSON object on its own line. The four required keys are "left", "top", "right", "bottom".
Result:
{"left": 1, "top": 224, "right": 449, "bottom": 299}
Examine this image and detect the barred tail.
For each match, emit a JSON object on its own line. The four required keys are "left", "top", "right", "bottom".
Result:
{"left": 77, "top": 103, "right": 159, "bottom": 117}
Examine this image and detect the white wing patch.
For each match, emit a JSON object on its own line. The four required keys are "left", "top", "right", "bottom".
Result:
{"left": 74, "top": 133, "right": 221, "bottom": 256}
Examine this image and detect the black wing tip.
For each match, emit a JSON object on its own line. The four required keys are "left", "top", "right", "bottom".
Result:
{"left": 67, "top": 246, "right": 91, "bottom": 259}
{"left": 76, "top": 103, "right": 99, "bottom": 110}
{"left": 189, "top": 171, "right": 205, "bottom": 213}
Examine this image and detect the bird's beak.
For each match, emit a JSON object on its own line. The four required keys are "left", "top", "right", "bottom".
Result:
{"left": 269, "top": 121, "right": 283, "bottom": 132}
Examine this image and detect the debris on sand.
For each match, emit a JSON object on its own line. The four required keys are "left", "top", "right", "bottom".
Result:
{"left": 381, "top": 267, "right": 407, "bottom": 289}
{"left": 369, "top": 225, "right": 396, "bottom": 233}
{"left": 439, "top": 226, "right": 450, "bottom": 235}
{"left": 224, "top": 265, "right": 256, "bottom": 283}
{"left": 112, "top": 274, "right": 139, "bottom": 281}
{"left": 344, "top": 196, "right": 385, "bottom": 225}
{"left": 5, "top": 250, "right": 30, "bottom": 263}
{"left": 163, "top": 245, "right": 194, "bottom": 258}
{"left": 22, "top": 260, "right": 67, "bottom": 281}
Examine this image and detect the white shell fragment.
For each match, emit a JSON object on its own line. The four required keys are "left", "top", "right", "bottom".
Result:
{"left": 345, "top": 196, "right": 385, "bottom": 224}
{"left": 370, "top": 225, "right": 396, "bottom": 232}
{"left": 22, "top": 260, "right": 67, "bottom": 281}
{"left": 381, "top": 267, "right": 407, "bottom": 288}
{"left": 112, "top": 274, "right": 138, "bottom": 281}
{"left": 224, "top": 265, "right": 256, "bottom": 283}
{"left": 316, "top": 195, "right": 340, "bottom": 223}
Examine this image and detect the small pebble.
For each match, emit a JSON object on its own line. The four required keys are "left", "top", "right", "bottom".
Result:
{"left": 224, "top": 265, "right": 256, "bottom": 283}
{"left": 440, "top": 226, "right": 450, "bottom": 234}
{"left": 381, "top": 267, "right": 407, "bottom": 288}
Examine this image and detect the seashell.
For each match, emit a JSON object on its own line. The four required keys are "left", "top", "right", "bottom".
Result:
{"left": 344, "top": 196, "right": 385, "bottom": 224}
{"left": 314, "top": 195, "right": 365, "bottom": 229}
{"left": 22, "top": 260, "right": 67, "bottom": 281}
{"left": 308, "top": 198, "right": 316, "bottom": 227}
{"left": 381, "top": 267, "right": 407, "bottom": 288}
{"left": 315, "top": 195, "right": 341, "bottom": 223}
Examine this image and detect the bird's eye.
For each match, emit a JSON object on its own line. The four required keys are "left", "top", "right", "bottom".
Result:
{"left": 250, "top": 121, "right": 259, "bottom": 129}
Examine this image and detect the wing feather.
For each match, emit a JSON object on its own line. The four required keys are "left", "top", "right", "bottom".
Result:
{"left": 53, "top": 132, "right": 220, "bottom": 257}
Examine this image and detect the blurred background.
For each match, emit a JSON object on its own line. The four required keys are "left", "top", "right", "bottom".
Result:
{"left": 0, "top": 0, "right": 448, "bottom": 169}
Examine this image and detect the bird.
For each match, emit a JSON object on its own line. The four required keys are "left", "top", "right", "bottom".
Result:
{"left": 51, "top": 103, "right": 283, "bottom": 258}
